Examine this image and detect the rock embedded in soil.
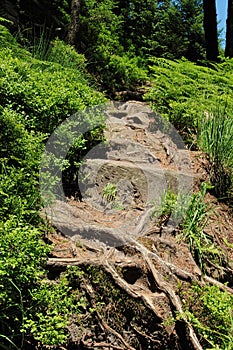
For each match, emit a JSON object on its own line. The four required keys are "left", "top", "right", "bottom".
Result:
{"left": 44, "top": 101, "right": 195, "bottom": 248}
{"left": 45, "top": 101, "right": 225, "bottom": 350}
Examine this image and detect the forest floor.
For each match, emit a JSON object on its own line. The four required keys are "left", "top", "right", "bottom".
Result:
{"left": 44, "top": 101, "right": 233, "bottom": 350}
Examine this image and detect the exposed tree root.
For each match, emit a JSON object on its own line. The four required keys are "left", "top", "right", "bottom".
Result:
{"left": 142, "top": 252, "right": 203, "bottom": 350}
{"left": 47, "top": 230, "right": 233, "bottom": 349}
{"left": 82, "top": 342, "right": 124, "bottom": 349}
{"left": 203, "top": 275, "right": 233, "bottom": 294}
{"left": 43, "top": 100, "right": 233, "bottom": 349}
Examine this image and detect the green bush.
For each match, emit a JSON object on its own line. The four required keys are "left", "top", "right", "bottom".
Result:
{"left": 23, "top": 270, "right": 85, "bottom": 346}
{"left": 0, "top": 24, "right": 106, "bottom": 348}
{"left": 183, "top": 284, "right": 233, "bottom": 349}
{"left": 104, "top": 54, "right": 148, "bottom": 92}
{"left": 0, "top": 220, "right": 85, "bottom": 348}
{"left": 0, "top": 108, "right": 45, "bottom": 221}
{"left": 0, "top": 108, "right": 44, "bottom": 167}
{"left": 0, "top": 220, "right": 50, "bottom": 348}
{"left": 144, "top": 57, "right": 233, "bottom": 139}
{"left": 0, "top": 52, "right": 105, "bottom": 134}
{"left": 152, "top": 189, "right": 190, "bottom": 226}
{"left": 47, "top": 38, "right": 86, "bottom": 71}
{"left": 0, "top": 26, "right": 106, "bottom": 135}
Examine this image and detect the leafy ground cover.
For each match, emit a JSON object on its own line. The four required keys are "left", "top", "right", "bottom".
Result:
{"left": 0, "top": 24, "right": 106, "bottom": 349}
{"left": 145, "top": 57, "right": 233, "bottom": 135}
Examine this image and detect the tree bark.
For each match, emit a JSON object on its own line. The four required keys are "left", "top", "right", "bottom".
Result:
{"left": 225, "top": 0, "right": 233, "bottom": 57}
{"left": 67, "top": 0, "right": 80, "bottom": 46}
{"left": 203, "top": 0, "right": 219, "bottom": 61}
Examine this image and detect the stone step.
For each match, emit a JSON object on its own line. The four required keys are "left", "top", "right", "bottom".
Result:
{"left": 79, "top": 158, "right": 194, "bottom": 209}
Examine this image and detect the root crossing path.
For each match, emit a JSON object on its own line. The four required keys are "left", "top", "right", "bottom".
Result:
{"left": 44, "top": 101, "right": 233, "bottom": 350}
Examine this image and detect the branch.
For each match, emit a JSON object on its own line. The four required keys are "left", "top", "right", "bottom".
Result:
{"left": 203, "top": 275, "right": 233, "bottom": 295}
{"left": 130, "top": 239, "right": 203, "bottom": 350}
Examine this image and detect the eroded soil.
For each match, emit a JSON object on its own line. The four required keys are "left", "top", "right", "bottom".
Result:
{"left": 44, "top": 101, "right": 233, "bottom": 350}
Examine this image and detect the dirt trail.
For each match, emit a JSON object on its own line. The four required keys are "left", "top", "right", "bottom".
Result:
{"left": 45, "top": 101, "right": 198, "bottom": 248}
{"left": 45, "top": 101, "right": 233, "bottom": 350}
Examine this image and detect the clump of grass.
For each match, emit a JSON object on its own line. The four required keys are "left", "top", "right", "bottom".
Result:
{"left": 180, "top": 183, "right": 222, "bottom": 272}
{"left": 102, "top": 183, "right": 126, "bottom": 210}
{"left": 198, "top": 107, "right": 233, "bottom": 200}
{"left": 103, "top": 182, "right": 117, "bottom": 202}
{"left": 152, "top": 189, "right": 191, "bottom": 227}
{"left": 16, "top": 24, "right": 52, "bottom": 60}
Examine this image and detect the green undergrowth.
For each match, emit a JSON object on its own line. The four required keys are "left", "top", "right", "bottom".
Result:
{"left": 0, "top": 36, "right": 105, "bottom": 135}
{"left": 0, "top": 24, "right": 106, "bottom": 348}
{"left": 144, "top": 57, "right": 233, "bottom": 138}
{"left": 145, "top": 57, "right": 233, "bottom": 199}
{"left": 178, "top": 283, "right": 233, "bottom": 350}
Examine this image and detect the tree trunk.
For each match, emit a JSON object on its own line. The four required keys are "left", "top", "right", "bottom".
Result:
{"left": 225, "top": 0, "right": 233, "bottom": 57}
{"left": 67, "top": 0, "right": 80, "bottom": 46}
{"left": 203, "top": 0, "right": 219, "bottom": 61}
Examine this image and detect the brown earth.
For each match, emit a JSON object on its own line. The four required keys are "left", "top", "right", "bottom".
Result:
{"left": 44, "top": 101, "right": 233, "bottom": 350}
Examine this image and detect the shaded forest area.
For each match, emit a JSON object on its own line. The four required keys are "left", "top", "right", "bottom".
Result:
{"left": 1, "top": 1, "right": 233, "bottom": 350}
{"left": 2, "top": 0, "right": 233, "bottom": 94}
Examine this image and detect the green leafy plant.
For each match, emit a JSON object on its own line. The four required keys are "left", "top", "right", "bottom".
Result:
{"left": 144, "top": 57, "right": 233, "bottom": 141}
{"left": 102, "top": 182, "right": 126, "bottom": 210}
{"left": 181, "top": 283, "right": 233, "bottom": 349}
{"left": 0, "top": 220, "right": 85, "bottom": 348}
{"left": 152, "top": 189, "right": 190, "bottom": 226}
{"left": 152, "top": 189, "right": 175, "bottom": 223}
{"left": 0, "top": 220, "right": 50, "bottom": 348}
{"left": 23, "top": 271, "right": 85, "bottom": 346}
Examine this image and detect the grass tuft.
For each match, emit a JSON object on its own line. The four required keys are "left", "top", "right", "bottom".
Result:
{"left": 197, "top": 107, "right": 233, "bottom": 200}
